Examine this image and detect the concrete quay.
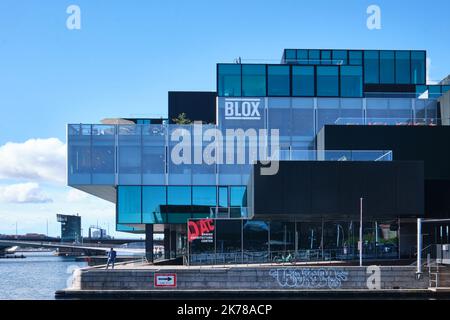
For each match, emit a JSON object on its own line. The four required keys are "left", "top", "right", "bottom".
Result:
{"left": 55, "top": 261, "right": 450, "bottom": 299}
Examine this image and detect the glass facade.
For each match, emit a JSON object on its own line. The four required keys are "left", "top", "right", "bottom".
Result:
{"left": 340, "top": 66, "right": 363, "bottom": 97}
{"left": 117, "top": 185, "right": 247, "bottom": 224}
{"left": 316, "top": 66, "right": 339, "bottom": 97}
{"left": 218, "top": 64, "right": 364, "bottom": 98}
{"left": 218, "top": 64, "right": 241, "bottom": 97}
{"left": 282, "top": 49, "right": 426, "bottom": 85}
{"left": 242, "top": 64, "right": 266, "bottom": 96}
{"left": 188, "top": 218, "right": 400, "bottom": 265}
{"left": 267, "top": 65, "right": 290, "bottom": 96}
{"left": 292, "top": 66, "right": 315, "bottom": 96}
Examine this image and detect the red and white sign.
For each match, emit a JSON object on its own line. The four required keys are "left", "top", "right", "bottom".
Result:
{"left": 188, "top": 219, "right": 215, "bottom": 243}
{"left": 154, "top": 273, "right": 177, "bottom": 287}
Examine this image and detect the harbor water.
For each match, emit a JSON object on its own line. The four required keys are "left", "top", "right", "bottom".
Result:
{"left": 0, "top": 252, "right": 87, "bottom": 300}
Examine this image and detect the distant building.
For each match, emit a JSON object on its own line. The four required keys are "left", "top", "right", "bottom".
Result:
{"left": 56, "top": 214, "right": 81, "bottom": 242}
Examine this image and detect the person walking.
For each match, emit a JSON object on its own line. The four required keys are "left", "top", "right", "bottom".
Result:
{"left": 106, "top": 248, "right": 117, "bottom": 270}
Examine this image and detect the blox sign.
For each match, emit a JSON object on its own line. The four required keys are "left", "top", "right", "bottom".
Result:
{"left": 224, "top": 98, "right": 262, "bottom": 120}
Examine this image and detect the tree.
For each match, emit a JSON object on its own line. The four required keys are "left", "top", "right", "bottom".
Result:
{"left": 172, "top": 113, "right": 192, "bottom": 125}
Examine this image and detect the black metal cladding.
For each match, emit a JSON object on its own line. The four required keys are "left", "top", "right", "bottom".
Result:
{"left": 251, "top": 161, "right": 424, "bottom": 219}
{"left": 168, "top": 91, "right": 217, "bottom": 124}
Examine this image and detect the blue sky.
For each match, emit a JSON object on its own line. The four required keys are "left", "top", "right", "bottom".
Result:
{"left": 0, "top": 0, "right": 449, "bottom": 236}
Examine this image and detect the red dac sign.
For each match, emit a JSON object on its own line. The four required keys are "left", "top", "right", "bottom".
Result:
{"left": 188, "top": 219, "right": 215, "bottom": 243}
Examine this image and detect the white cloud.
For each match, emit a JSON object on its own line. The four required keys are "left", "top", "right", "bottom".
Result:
{"left": 0, "top": 138, "right": 66, "bottom": 184}
{"left": 66, "top": 189, "right": 88, "bottom": 202}
{"left": 0, "top": 182, "right": 52, "bottom": 203}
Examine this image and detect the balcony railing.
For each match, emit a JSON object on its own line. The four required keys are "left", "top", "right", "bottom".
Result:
{"left": 334, "top": 117, "right": 440, "bottom": 126}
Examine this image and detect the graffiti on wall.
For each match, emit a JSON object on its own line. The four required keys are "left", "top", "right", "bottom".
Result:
{"left": 269, "top": 268, "right": 349, "bottom": 289}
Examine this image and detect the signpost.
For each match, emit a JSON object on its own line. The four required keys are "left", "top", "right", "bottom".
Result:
{"left": 154, "top": 273, "right": 177, "bottom": 287}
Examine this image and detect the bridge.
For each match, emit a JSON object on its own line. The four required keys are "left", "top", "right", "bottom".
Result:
{"left": 0, "top": 238, "right": 161, "bottom": 257}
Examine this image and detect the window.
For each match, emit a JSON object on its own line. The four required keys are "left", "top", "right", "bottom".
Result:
{"left": 267, "top": 65, "right": 290, "bottom": 96}
{"left": 364, "top": 51, "right": 379, "bottom": 84}
{"left": 117, "top": 186, "right": 141, "bottom": 223}
{"left": 411, "top": 51, "right": 426, "bottom": 85}
{"left": 218, "top": 64, "right": 241, "bottom": 97}
{"left": 192, "top": 186, "right": 216, "bottom": 217}
{"left": 219, "top": 186, "right": 228, "bottom": 208}
{"left": 297, "top": 50, "right": 308, "bottom": 64}
{"left": 118, "top": 125, "right": 141, "bottom": 184}
{"left": 395, "top": 51, "right": 411, "bottom": 84}
{"left": 242, "top": 65, "right": 266, "bottom": 96}
{"left": 380, "top": 51, "right": 395, "bottom": 84}
{"left": 308, "top": 50, "right": 320, "bottom": 65}
{"left": 193, "top": 186, "right": 217, "bottom": 207}
{"left": 292, "top": 66, "right": 314, "bottom": 96}
{"left": 321, "top": 50, "right": 331, "bottom": 64}
{"left": 168, "top": 186, "right": 191, "bottom": 205}
{"left": 443, "top": 85, "right": 450, "bottom": 95}
{"left": 243, "top": 221, "right": 269, "bottom": 256}
{"left": 230, "top": 186, "right": 247, "bottom": 207}
{"left": 317, "top": 66, "right": 339, "bottom": 97}
{"left": 142, "top": 186, "right": 166, "bottom": 223}
{"left": 332, "top": 50, "right": 347, "bottom": 65}
{"left": 284, "top": 49, "right": 296, "bottom": 63}
{"left": 429, "top": 85, "right": 442, "bottom": 99}
{"left": 340, "top": 66, "right": 363, "bottom": 97}
{"left": 349, "top": 51, "right": 362, "bottom": 65}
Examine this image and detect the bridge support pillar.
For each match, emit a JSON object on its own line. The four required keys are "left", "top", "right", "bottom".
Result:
{"left": 145, "top": 224, "right": 154, "bottom": 263}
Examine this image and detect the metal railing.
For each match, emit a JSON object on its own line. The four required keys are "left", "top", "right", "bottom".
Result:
{"left": 187, "top": 248, "right": 399, "bottom": 266}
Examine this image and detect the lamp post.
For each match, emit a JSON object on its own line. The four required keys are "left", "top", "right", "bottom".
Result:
{"left": 359, "top": 197, "right": 363, "bottom": 267}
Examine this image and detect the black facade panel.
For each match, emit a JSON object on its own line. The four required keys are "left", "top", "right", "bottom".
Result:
{"left": 320, "top": 125, "right": 450, "bottom": 180}
{"left": 310, "top": 162, "right": 338, "bottom": 215}
{"left": 425, "top": 180, "right": 450, "bottom": 219}
{"left": 252, "top": 161, "right": 424, "bottom": 219}
{"left": 168, "top": 91, "right": 216, "bottom": 124}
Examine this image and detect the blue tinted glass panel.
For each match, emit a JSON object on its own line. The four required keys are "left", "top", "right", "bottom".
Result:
{"left": 168, "top": 186, "right": 191, "bottom": 205}
{"left": 242, "top": 65, "right": 266, "bottom": 96}
{"left": 332, "top": 50, "right": 347, "bottom": 65}
{"left": 411, "top": 51, "right": 426, "bottom": 85}
{"left": 364, "top": 51, "right": 379, "bottom": 84}
{"left": 416, "top": 85, "right": 428, "bottom": 98}
{"left": 340, "top": 66, "right": 363, "bottom": 97}
{"left": 297, "top": 50, "right": 308, "bottom": 64}
{"left": 219, "top": 186, "right": 228, "bottom": 207}
{"left": 193, "top": 186, "right": 217, "bottom": 207}
{"left": 230, "top": 186, "right": 247, "bottom": 207}
{"left": 429, "top": 85, "right": 442, "bottom": 99}
{"left": 442, "top": 85, "right": 450, "bottom": 94}
{"left": 317, "top": 66, "right": 339, "bottom": 97}
{"left": 267, "top": 66, "right": 290, "bottom": 96}
{"left": 380, "top": 51, "right": 395, "bottom": 84}
{"left": 167, "top": 214, "right": 191, "bottom": 223}
{"left": 118, "top": 186, "right": 141, "bottom": 223}
{"left": 308, "top": 50, "right": 320, "bottom": 65}
{"left": 142, "top": 186, "right": 166, "bottom": 224}
{"left": 349, "top": 51, "right": 362, "bottom": 65}
{"left": 321, "top": 50, "right": 331, "bottom": 64}
{"left": 218, "top": 64, "right": 241, "bottom": 97}
{"left": 285, "top": 49, "right": 296, "bottom": 62}
{"left": 292, "top": 66, "right": 314, "bottom": 96}
{"left": 395, "top": 51, "right": 411, "bottom": 84}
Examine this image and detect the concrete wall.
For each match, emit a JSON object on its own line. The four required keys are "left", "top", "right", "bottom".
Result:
{"left": 71, "top": 265, "right": 429, "bottom": 291}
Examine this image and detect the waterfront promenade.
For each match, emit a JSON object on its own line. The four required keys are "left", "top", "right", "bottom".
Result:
{"left": 56, "top": 260, "right": 450, "bottom": 299}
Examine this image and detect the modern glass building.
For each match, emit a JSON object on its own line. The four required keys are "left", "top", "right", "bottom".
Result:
{"left": 68, "top": 48, "right": 450, "bottom": 264}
